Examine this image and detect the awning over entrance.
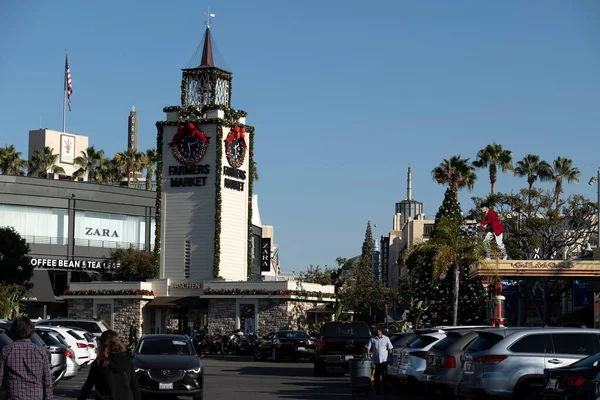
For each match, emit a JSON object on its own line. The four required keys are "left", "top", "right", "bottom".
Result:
{"left": 148, "top": 296, "right": 206, "bottom": 309}
{"left": 23, "top": 270, "right": 58, "bottom": 303}
{"left": 469, "top": 259, "right": 600, "bottom": 279}
{"left": 306, "top": 304, "right": 332, "bottom": 313}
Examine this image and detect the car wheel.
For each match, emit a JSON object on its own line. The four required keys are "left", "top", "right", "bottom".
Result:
{"left": 272, "top": 348, "right": 279, "bottom": 362}
{"left": 192, "top": 390, "right": 203, "bottom": 400}
{"left": 516, "top": 382, "right": 543, "bottom": 400}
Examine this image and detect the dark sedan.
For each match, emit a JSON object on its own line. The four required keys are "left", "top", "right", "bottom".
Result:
{"left": 542, "top": 351, "right": 600, "bottom": 400}
{"left": 132, "top": 334, "right": 204, "bottom": 399}
{"left": 257, "top": 330, "right": 315, "bottom": 362}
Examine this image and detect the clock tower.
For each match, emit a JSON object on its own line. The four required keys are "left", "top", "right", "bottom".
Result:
{"left": 156, "top": 25, "right": 254, "bottom": 283}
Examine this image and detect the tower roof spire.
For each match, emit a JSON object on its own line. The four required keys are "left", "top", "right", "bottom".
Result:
{"left": 407, "top": 165, "right": 412, "bottom": 200}
{"left": 200, "top": 27, "right": 215, "bottom": 67}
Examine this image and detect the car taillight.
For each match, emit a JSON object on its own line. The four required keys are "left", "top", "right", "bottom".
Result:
{"left": 319, "top": 339, "right": 326, "bottom": 351}
{"left": 442, "top": 354, "right": 456, "bottom": 368}
{"left": 77, "top": 343, "right": 87, "bottom": 348}
{"left": 66, "top": 350, "right": 74, "bottom": 359}
{"left": 308, "top": 340, "right": 314, "bottom": 345}
{"left": 88, "top": 344, "right": 95, "bottom": 348}
{"left": 559, "top": 376, "right": 585, "bottom": 387}
{"left": 472, "top": 355, "right": 507, "bottom": 364}
{"left": 411, "top": 351, "right": 428, "bottom": 359}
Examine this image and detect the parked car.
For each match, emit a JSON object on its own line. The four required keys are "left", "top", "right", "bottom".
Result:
{"left": 459, "top": 328, "right": 600, "bottom": 399}
{"left": 35, "top": 325, "right": 92, "bottom": 366}
{"left": 36, "top": 318, "right": 109, "bottom": 339}
{"left": 422, "top": 327, "right": 503, "bottom": 398}
{"left": 541, "top": 350, "right": 600, "bottom": 400}
{"left": 60, "top": 326, "right": 98, "bottom": 360}
{"left": 33, "top": 329, "right": 69, "bottom": 385}
{"left": 0, "top": 331, "right": 13, "bottom": 399}
{"left": 313, "top": 321, "right": 372, "bottom": 376}
{"left": 388, "top": 332, "right": 416, "bottom": 376}
{"left": 36, "top": 328, "right": 79, "bottom": 380}
{"left": 132, "top": 334, "right": 204, "bottom": 399}
{"left": 256, "top": 330, "right": 314, "bottom": 361}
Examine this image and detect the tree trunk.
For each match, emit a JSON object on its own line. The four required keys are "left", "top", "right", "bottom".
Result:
{"left": 452, "top": 264, "right": 459, "bottom": 326}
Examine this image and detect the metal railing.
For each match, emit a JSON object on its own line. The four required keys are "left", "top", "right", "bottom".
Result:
{"left": 22, "top": 235, "right": 153, "bottom": 250}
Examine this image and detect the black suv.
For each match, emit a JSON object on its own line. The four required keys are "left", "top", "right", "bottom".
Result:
{"left": 313, "top": 321, "right": 371, "bottom": 376}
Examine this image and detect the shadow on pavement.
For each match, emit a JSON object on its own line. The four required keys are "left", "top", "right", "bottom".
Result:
{"left": 276, "top": 381, "right": 404, "bottom": 399}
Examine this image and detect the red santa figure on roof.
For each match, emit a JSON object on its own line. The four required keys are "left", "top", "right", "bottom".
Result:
{"left": 480, "top": 202, "right": 508, "bottom": 260}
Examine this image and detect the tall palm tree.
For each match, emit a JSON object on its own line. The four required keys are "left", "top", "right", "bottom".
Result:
{"left": 472, "top": 143, "right": 513, "bottom": 195}
{"left": 513, "top": 154, "right": 552, "bottom": 212}
{"left": 143, "top": 149, "right": 157, "bottom": 190}
{"left": 550, "top": 157, "right": 581, "bottom": 209}
{"left": 100, "top": 157, "right": 124, "bottom": 185}
{"left": 418, "top": 217, "right": 485, "bottom": 326}
{"left": 73, "top": 146, "right": 105, "bottom": 182}
{"left": 0, "top": 144, "right": 26, "bottom": 175}
{"left": 432, "top": 155, "right": 477, "bottom": 191}
{"left": 27, "top": 147, "right": 65, "bottom": 178}
{"left": 115, "top": 150, "right": 144, "bottom": 187}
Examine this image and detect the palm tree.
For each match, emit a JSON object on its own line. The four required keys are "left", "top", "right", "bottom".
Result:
{"left": 472, "top": 143, "right": 513, "bottom": 195}
{"left": 100, "top": 157, "right": 124, "bottom": 185}
{"left": 115, "top": 150, "right": 144, "bottom": 187}
{"left": 27, "top": 147, "right": 65, "bottom": 178}
{"left": 73, "top": 146, "right": 105, "bottom": 182}
{"left": 0, "top": 144, "right": 26, "bottom": 175}
{"left": 142, "top": 149, "right": 157, "bottom": 190}
{"left": 550, "top": 157, "right": 581, "bottom": 209}
{"left": 513, "top": 154, "right": 552, "bottom": 212}
{"left": 432, "top": 155, "right": 477, "bottom": 191}
{"left": 417, "top": 217, "right": 485, "bottom": 326}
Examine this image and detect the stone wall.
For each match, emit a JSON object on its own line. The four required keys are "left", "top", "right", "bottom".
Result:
{"left": 258, "top": 299, "right": 290, "bottom": 333}
{"left": 287, "top": 301, "right": 326, "bottom": 330}
{"left": 113, "top": 299, "right": 148, "bottom": 343}
{"left": 67, "top": 299, "right": 94, "bottom": 319}
{"left": 207, "top": 298, "right": 236, "bottom": 334}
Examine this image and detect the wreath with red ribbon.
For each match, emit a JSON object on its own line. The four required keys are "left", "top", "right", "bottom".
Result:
{"left": 168, "top": 123, "right": 210, "bottom": 165}
{"left": 224, "top": 125, "right": 247, "bottom": 168}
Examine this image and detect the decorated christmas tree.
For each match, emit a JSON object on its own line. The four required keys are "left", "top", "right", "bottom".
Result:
{"left": 409, "top": 187, "right": 488, "bottom": 327}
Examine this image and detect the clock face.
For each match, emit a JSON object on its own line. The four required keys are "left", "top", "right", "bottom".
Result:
{"left": 172, "top": 134, "right": 208, "bottom": 165}
{"left": 225, "top": 138, "right": 246, "bottom": 169}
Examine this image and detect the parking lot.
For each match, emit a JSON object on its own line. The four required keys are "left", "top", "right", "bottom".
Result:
{"left": 54, "top": 356, "right": 415, "bottom": 399}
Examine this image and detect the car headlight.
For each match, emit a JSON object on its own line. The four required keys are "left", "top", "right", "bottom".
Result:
{"left": 186, "top": 367, "right": 202, "bottom": 374}
{"left": 135, "top": 368, "right": 149, "bottom": 373}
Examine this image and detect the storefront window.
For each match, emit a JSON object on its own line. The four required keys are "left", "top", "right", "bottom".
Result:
{"left": 0, "top": 204, "right": 68, "bottom": 243}
{"left": 240, "top": 304, "right": 256, "bottom": 334}
{"left": 74, "top": 211, "right": 150, "bottom": 249}
{"left": 96, "top": 303, "right": 112, "bottom": 328}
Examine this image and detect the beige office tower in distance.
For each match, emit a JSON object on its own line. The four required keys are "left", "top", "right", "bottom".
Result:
{"left": 28, "top": 129, "right": 89, "bottom": 180}
{"left": 128, "top": 106, "right": 138, "bottom": 152}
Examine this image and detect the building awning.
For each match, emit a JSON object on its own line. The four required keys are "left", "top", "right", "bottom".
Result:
{"left": 306, "top": 304, "right": 332, "bottom": 313}
{"left": 23, "top": 270, "right": 57, "bottom": 303}
{"left": 148, "top": 296, "right": 206, "bottom": 309}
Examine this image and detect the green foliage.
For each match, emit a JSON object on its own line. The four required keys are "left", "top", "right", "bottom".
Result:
{"left": 0, "top": 226, "right": 34, "bottom": 285}
{"left": 0, "top": 284, "right": 29, "bottom": 319}
{"left": 105, "top": 246, "right": 158, "bottom": 281}
{"left": 298, "top": 265, "right": 335, "bottom": 285}
{"left": 335, "top": 257, "right": 347, "bottom": 267}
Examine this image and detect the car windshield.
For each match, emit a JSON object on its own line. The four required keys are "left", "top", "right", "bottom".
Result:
{"left": 67, "top": 330, "right": 84, "bottom": 341}
{"left": 406, "top": 335, "right": 439, "bottom": 349}
{"left": 36, "top": 331, "right": 62, "bottom": 347}
{"left": 277, "top": 331, "right": 309, "bottom": 339}
{"left": 137, "top": 337, "right": 194, "bottom": 355}
{"left": 569, "top": 352, "right": 600, "bottom": 368}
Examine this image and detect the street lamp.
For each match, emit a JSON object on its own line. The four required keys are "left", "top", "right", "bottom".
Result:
{"left": 589, "top": 167, "right": 600, "bottom": 248}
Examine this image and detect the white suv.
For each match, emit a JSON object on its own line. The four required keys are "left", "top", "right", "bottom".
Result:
{"left": 36, "top": 326, "right": 92, "bottom": 366}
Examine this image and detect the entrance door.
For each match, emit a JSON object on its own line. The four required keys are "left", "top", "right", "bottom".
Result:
{"left": 96, "top": 303, "right": 113, "bottom": 328}
{"left": 239, "top": 303, "right": 257, "bottom": 334}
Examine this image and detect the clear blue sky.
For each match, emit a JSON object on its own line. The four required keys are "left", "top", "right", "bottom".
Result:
{"left": 1, "top": 1, "right": 599, "bottom": 273}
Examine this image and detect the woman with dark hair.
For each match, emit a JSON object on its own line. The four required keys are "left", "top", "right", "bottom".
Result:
{"left": 78, "top": 330, "right": 140, "bottom": 400}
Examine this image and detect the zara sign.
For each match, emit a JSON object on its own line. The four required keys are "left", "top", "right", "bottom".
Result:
{"left": 260, "top": 238, "right": 271, "bottom": 272}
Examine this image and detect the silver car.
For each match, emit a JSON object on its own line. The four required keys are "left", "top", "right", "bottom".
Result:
{"left": 459, "top": 327, "right": 600, "bottom": 399}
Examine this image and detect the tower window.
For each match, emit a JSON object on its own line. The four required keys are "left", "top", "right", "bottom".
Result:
{"left": 184, "top": 240, "right": 191, "bottom": 279}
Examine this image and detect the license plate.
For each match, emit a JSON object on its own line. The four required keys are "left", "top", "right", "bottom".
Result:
{"left": 159, "top": 382, "right": 173, "bottom": 390}
{"left": 463, "top": 361, "right": 473, "bottom": 374}
{"left": 345, "top": 355, "right": 354, "bottom": 360}
{"left": 297, "top": 347, "right": 306, "bottom": 351}
{"left": 547, "top": 379, "right": 557, "bottom": 389}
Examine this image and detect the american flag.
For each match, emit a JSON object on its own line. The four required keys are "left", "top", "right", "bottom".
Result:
{"left": 65, "top": 55, "right": 73, "bottom": 111}
{"left": 272, "top": 250, "right": 280, "bottom": 274}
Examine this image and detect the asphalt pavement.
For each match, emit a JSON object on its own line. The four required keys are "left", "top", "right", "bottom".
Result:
{"left": 54, "top": 356, "right": 420, "bottom": 399}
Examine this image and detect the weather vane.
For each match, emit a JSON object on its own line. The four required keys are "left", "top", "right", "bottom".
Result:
{"left": 205, "top": 7, "right": 216, "bottom": 28}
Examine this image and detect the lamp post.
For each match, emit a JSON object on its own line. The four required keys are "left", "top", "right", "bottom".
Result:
{"left": 588, "top": 167, "right": 600, "bottom": 249}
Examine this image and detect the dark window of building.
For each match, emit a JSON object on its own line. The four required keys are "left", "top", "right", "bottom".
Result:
{"left": 184, "top": 240, "right": 190, "bottom": 279}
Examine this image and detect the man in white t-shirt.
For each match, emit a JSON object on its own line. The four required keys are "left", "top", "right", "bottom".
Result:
{"left": 365, "top": 327, "right": 393, "bottom": 394}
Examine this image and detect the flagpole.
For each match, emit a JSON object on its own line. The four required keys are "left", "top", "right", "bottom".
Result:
{"left": 62, "top": 49, "right": 67, "bottom": 132}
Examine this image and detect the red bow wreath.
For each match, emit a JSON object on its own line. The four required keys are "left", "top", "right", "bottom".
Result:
{"left": 224, "top": 126, "right": 246, "bottom": 147}
{"left": 169, "top": 123, "right": 210, "bottom": 148}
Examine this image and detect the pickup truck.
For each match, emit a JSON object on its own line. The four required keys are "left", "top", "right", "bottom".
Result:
{"left": 313, "top": 321, "right": 371, "bottom": 376}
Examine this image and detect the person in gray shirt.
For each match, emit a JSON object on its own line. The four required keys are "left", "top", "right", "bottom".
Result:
{"left": 366, "top": 327, "right": 393, "bottom": 394}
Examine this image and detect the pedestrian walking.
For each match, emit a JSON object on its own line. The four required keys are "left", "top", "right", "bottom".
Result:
{"left": 0, "top": 316, "right": 53, "bottom": 400}
{"left": 480, "top": 202, "right": 508, "bottom": 260}
{"left": 128, "top": 321, "right": 138, "bottom": 350}
{"left": 78, "top": 330, "right": 141, "bottom": 400}
{"left": 365, "top": 327, "right": 393, "bottom": 395}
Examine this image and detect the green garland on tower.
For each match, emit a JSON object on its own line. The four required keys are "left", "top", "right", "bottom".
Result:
{"left": 154, "top": 124, "right": 163, "bottom": 266}
{"left": 246, "top": 129, "right": 255, "bottom": 279}
{"left": 213, "top": 123, "right": 223, "bottom": 279}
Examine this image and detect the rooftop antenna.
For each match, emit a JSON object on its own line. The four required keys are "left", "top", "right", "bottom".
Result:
{"left": 204, "top": 7, "right": 215, "bottom": 28}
